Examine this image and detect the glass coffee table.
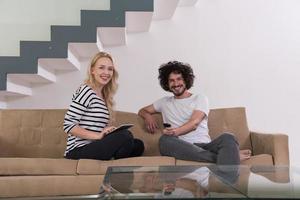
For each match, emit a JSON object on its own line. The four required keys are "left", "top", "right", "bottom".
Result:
{"left": 100, "top": 165, "right": 300, "bottom": 199}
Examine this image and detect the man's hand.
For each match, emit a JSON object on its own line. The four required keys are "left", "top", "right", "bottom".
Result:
{"left": 162, "top": 128, "right": 177, "bottom": 136}
{"left": 163, "top": 182, "right": 175, "bottom": 195}
{"left": 138, "top": 104, "right": 159, "bottom": 134}
{"left": 145, "top": 115, "right": 158, "bottom": 134}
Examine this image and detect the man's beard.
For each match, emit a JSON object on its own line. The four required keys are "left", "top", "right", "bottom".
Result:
{"left": 171, "top": 85, "right": 186, "bottom": 97}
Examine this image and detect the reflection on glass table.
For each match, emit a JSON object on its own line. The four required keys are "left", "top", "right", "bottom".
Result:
{"left": 101, "top": 165, "right": 247, "bottom": 199}
{"left": 100, "top": 165, "right": 300, "bottom": 199}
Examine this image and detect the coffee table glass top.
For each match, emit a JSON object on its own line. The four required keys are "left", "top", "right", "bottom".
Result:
{"left": 101, "top": 165, "right": 299, "bottom": 199}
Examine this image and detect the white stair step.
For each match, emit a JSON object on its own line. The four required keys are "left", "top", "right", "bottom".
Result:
{"left": 5, "top": 80, "right": 32, "bottom": 96}
{"left": 7, "top": 64, "right": 56, "bottom": 88}
{"left": 68, "top": 43, "right": 100, "bottom": 61}
{"left": 126, "top": 11, "right": 153, "bottom": 33}
{"left": 38, "top": 47, "right": 81, "bottom": 72}
{"left": 0, "top": 102, "right": 7, "bottom": 108}
{"left": 97, "top": 27, "right": 126, "bottom": 46}
{"left": 0, "top": 90, "right": 28, "bottom": 100}
{"left": 67, "top": 31, "right": 106, "bottom": 60}
{"left": 96, "top": 33, "right": 104, "bottom": 51}
{"left": 4, "top": 59, "right": 57, "bottom": 103}
{"left": 67, "top": 46, "right": 81, "bottom": 69}
{"left": 0, "top": 78, "right": 32, "bottom": 104}
{"left": 178, "top": 0, "right": 199, "bottom": 6}
{"left": 0, "top": 89, "right": 29, "bottom": 107}
{"left": 0, "top": 97, "right": 7, "bottom": 108}
{"left": 153, "top": 0, "right": 179, "bottom": 20}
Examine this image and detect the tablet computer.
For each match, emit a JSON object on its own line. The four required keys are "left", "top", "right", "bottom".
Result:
{"left": 111, "top": 124, "right": 134, "bottom": 133}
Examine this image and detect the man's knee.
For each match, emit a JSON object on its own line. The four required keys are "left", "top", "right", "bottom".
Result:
{"left": 159, "top": 135, "right": 173, "bottom": 146}
{"left": 220, "top": 133, "right": 238, "bottom": 145}
{"left": 159, "top": 135, "right": 175, "bottom": 155}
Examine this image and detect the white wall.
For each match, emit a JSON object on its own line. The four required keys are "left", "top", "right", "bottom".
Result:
{"left": 6, "top": 0, "right": 300, "bottom": 165}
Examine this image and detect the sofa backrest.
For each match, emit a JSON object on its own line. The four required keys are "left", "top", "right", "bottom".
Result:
{"left": 208, "top": 107, "right": 252, "bottom": 150}
{"left": 0, "top": 107, "right": 251, "bottom": 158}
{"left": 0, "top": 109, "right": 161, "bottom": 158}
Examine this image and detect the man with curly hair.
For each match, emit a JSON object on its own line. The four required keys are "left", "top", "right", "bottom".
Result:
{"left": 138, "top": 61, "right": 251, "bottom": 165}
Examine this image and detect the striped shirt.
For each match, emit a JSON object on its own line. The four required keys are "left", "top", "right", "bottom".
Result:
{"left": 63, "top": 84, "right": 109, "bottom": 156}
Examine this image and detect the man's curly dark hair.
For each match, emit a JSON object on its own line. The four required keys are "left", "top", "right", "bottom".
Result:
{"left": 158, "top": 61, "right": 195, "bottom": 92}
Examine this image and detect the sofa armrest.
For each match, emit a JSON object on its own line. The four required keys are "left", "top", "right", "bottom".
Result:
{"left": 250, "top": 131, "right": 289, "bottom": 166}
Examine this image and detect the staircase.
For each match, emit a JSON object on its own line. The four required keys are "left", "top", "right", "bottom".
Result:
{"left": 0, "top": 0, "right": 199, "bottom": 108}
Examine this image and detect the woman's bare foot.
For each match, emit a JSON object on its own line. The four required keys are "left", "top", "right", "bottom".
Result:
{"left": 240, "top": 149, "right": 251, "bottom": 161}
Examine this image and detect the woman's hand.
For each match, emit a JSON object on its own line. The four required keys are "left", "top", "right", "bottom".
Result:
{"left": 101, "top": 126, "right": 117, "bottom": 136}
{"left": 84, "top": 126, "right": 116, "bottom": 140}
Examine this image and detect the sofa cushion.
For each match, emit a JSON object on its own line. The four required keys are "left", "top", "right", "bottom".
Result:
{"left": 241, "top": 154, "right": 273, "bottom": 165}
{"left": 208, "top": 107, "right": 252, "bottom": 150}
{"left": 0, "top": 109, "right": 67, "bottom": 158}
{"left": 176, "top": 154, "right": 273, "bottom": 166}
{"left": 77, "top": 156, "right": 176, "bottom": 175}
{"left": 0, "top": 158, "right": 78, "bottom": 175}
{"left": 0, "top": 175, "right": 103, "bottom": 198}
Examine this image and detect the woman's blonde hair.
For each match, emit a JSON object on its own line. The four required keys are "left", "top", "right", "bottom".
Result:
{"left": 85, "top": 52, "right": 119, "bottom": 122}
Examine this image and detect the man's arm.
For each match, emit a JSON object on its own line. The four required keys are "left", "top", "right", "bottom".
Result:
{"left": 138, "top": 104, "right": 159, "bottom": 134}
{"left": 163, "top": 110, "right": 206, "bottom": 136}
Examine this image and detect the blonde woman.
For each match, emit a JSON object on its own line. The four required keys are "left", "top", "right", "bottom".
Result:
{"left": 63, "top": 52, "right": 144, "bottom": 160}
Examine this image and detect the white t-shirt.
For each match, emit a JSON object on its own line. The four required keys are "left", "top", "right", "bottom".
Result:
{"left": 154, "top": 167, "right": 210, "bottom": 198}
{"left": 153, "top": 93, "right": 211, "bottom": 144}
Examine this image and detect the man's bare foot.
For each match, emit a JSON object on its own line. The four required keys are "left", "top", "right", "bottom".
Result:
{"left": 240, "top": 149, "right": 251, "bottom": 161}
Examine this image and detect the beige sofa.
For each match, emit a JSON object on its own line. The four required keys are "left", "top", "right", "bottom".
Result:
{"left": 0, "top": 107, "right": 289, "bottom": 197}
